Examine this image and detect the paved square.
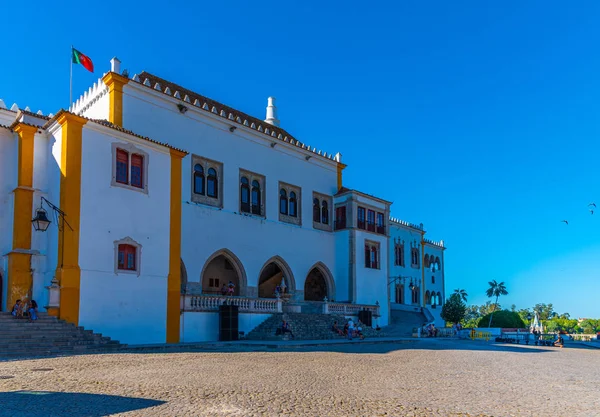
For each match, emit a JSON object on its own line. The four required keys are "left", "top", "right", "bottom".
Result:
{"left": 0, "top": 340, "right": 598, "bottom": 416}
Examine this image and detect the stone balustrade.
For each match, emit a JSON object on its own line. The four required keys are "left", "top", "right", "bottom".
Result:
{"left": 325, "top": 302, "right": 380, "bottom": 317}
{"left": 182, "top": 295, "right": 282, "bottom": 313}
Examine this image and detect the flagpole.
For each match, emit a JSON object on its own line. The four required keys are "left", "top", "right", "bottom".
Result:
{"left": 69, "top": 45, "right": 73, "bottom": 110}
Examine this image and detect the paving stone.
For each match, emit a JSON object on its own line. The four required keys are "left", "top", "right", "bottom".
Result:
{"left": 0, "top": 339, "right": 597, "bottom": 416}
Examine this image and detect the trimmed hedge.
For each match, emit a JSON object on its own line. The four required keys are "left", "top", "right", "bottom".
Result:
{"left": 478, "top": 310, "right": 526, "bottom": 328}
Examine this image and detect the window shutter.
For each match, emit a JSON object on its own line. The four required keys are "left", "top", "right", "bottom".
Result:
{"left": 131, "top": 154, "right": 143, "bottom": 188}
{"left": 116, "top": 149, "right": 129, "bottom": 184}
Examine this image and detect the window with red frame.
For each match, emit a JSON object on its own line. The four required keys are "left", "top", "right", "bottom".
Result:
{"left": 130, "top": 154, "right": 144, "bottom": 188}
{"left": 357, "top": 207, "right": 366, "bottom": 229}
{"left": 118, "top": 244, "right": 136, "bottom": 271}
{"left": 335, "top": 206, "right": 347, "bottom": 230}
{"left": 365, "top": 242, "right": 379, "bottom": 269}
{"left": 116, "top": 149, "right": 129, "bottom": 184}
{"left": 376, "top": 212, "right": 385, "bottom": 234}
{"left": 367, "top": 210, "right": 375, "bottom": 232}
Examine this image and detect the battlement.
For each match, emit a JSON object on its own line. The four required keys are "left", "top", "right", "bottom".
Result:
{"left": 423, "top": 238, "right": 445, "bottom": 249}
{"left": 0, "top": 99, "right": 53, "bottom": 118}
{"left": 70, "top": 76, "right": 109, "bottom": 115}
{"left": 389, "top": 217, "right": 424, "bottom": 231}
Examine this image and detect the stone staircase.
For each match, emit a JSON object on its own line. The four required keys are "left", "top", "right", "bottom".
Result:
{"left": 383, "top": 309, "right": 428, "bottom": 337}
{"left": 246, "top": 313, "right": 386, "bottom": 341}
{"left": 0, "top": 312, "right": 124, "bottom": 358}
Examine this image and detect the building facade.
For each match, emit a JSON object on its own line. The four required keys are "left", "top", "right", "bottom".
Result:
{"left": 0, "top": 58, "right": 446, "bottom": 344}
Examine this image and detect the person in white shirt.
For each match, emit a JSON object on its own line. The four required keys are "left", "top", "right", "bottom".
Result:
{"left": 347, "top": 319, "right": 355, "bottom": 340}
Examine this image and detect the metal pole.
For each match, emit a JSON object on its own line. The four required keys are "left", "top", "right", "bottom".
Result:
{"left": 69, "top": 45, "right": 73, "bottom": 109}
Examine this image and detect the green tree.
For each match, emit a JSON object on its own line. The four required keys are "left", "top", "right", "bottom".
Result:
{"left": 577, "top": 319, "right": 600, "bottom": 334}
{"left": 453, "top": 288, "right": 468, "bottom": 302}
{"left": 517, "top": 308, "right": 532, "bottom": 326}
{"left": 441, "top": 293, "right": 467, "bottom": 325}
{"left": 478, "top": 310, "right": 525, "bottom": 328}
{"left": 485, "top": 280, "right": 508, "bottom": 328}
{"left": 533, "top": 303, "right": 555, "bottom": 321}
{"left": 478, "top": 301, "right": 497, "bottom": 317}
{"left": 462, "top": 305, "right": 481, "bottom": 328}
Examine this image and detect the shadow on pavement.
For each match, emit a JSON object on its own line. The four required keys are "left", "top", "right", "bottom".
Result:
{"left": 0, "top": 391, "right": 165, "bottom": 417}
{"left": 0, "top": 339, "right": 574, "bottom": 362}
{"left": 117, "top": 338, "right": 563, "bottom": 355}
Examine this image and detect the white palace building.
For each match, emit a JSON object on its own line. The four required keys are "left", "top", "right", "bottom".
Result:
{"left": 0, "top": 58, "right": 446, "bottom": 345}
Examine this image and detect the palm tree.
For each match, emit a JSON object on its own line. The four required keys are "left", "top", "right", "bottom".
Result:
{"left": 454, "top": 288, "right": 468, "bottom": 302}
{"left": 486, "top": 280, "right": 508, "bottom": 327}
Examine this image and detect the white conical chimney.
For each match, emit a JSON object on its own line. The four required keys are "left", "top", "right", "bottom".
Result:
{"left": 264, "top": 96, "right": 280, "bottom": 126}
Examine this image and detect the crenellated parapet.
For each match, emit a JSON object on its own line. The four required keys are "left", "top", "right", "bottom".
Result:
{"left": 69, "top": 77, "right": 109, "bottom": 115}
{"left": 389, "top": 217, "right": 424, "bottom": 231}
{"left": 423, "top": 238, "right": 445, "bottom": 249}
{"left": 0, "top": 100, "right": 53, "bottom": 118}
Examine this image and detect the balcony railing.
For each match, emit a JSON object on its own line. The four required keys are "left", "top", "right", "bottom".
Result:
{"left": 326, "top": 302, "right": 380, "bottom": 317}
{"left": 182, "top": 295, "right": 282, "bottom": 313}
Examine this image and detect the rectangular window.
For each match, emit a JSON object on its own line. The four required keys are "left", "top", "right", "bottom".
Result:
{"left": 357, "top": 207, "right": 366, "bottom": 230}
{"left": 335, "top": 206, "right": 347, "bottom": 230}
{"left": 367, "top": 210, "right": 375, "bottom": 232}
{"left": 116, "top": 149, "right": 129, "bottom": 184}
{"left": 376, "top": 212, "right": 385, "bottom": 234}
{"left": 130, "top": 154, "right": 144, "bottom": 188}
{"left": 365, "top": 241, "right": 379, "bottom": 269}
{"left": 411, "top": 248, "right": 420, "bottom": 268}
{"left": 118, "top": 244, "right": 136, "bottom": 271}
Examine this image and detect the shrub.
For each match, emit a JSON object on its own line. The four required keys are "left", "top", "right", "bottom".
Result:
{"left": 477, "top": 310, "right": 525, "bottom": 328}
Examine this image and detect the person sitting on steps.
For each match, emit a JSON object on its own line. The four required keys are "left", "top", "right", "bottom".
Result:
{"left": 281, "top": 320, "right": 295, "bottom": 339}
{"left": 11, "top": 299, "right": 23, "bottom": 319}
{"left": 331, "top": 321, "right": 343, "bottom": 336}
{"left": 28, "top": 299, "right": 38, "bottom": 322}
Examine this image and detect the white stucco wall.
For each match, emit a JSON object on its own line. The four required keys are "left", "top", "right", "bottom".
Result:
{"left": 120, "top": 85, "right": 340, "bottom": 302}
{"left": 76, "top": 126, "right": 172, "bottom": 345}
{"left": 181, "top": 312, "right": 271, "bottom": 343}
{"left": 354, "top": 229, "right": 389, "bottom": 326}
{"left": 388, "top": 223, "right": 424, "bottom": 307}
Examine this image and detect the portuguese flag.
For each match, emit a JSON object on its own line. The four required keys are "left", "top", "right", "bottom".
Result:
{"left": 72, "top": 48, "right": 94, "bottom": 73}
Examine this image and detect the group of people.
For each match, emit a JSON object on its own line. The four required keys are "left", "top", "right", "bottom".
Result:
{"left": 425, "top": 323, "right": 438, "bottom": 337}
{"left": 331, "top": 319, "right": 365, "bottom": 340}
{"left": 11, "top": 299, "right": 38, "bottom": 322}
{"left": 220, "top": 281, "right": 236, "bottom": 296}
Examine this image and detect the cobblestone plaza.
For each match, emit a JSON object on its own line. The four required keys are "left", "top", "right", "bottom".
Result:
{"left": 0, "top": 340, "right": 598, "bottom": 417}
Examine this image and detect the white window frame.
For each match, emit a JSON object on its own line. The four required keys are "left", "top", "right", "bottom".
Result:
{"left": 365, "top": 240, "right": 380, "bottom": 270}
{"left": 191, "top": 155, "right": 223, "bottom": 208}
{"left": 239, "top": 169, "right": 266, "bottom": 218}
{"left": 278, "top": 182, "right": 302, "bottom": 226}
{"left": 312, "top": 192, "right": 333, "bottom": 232}
{"left": 111, "top": 142, "right": 149, "bottom": 194}
{"left": 114, "top": 236, "right": 142, "bottom": 277}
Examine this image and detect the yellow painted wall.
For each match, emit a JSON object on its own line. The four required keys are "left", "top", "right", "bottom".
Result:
{"left": 166, "top": 149, "right": 186, "bottom": 343}
{"left": 7, "top": 124, "right": 37, "bottom": 307}
{"left": 102, "top": 72, "right": 129, "bottom": 127}
{"left": 55, "top": 113, "right": 87, "bottom": 325}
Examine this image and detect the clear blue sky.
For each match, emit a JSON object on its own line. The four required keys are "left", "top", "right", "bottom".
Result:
{"left": 3, "top": 1, "right": 599, "bottom": 318}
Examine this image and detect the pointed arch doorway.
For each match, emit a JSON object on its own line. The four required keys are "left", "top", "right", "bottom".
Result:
{"left": 258, "top": 256, "right": 295, "bottom": 298}
{"left": 304, "top": 262, "right": 335, "bottom": 301}
{"left": 200, "top": 249, "right": 247, "bottom": 296}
